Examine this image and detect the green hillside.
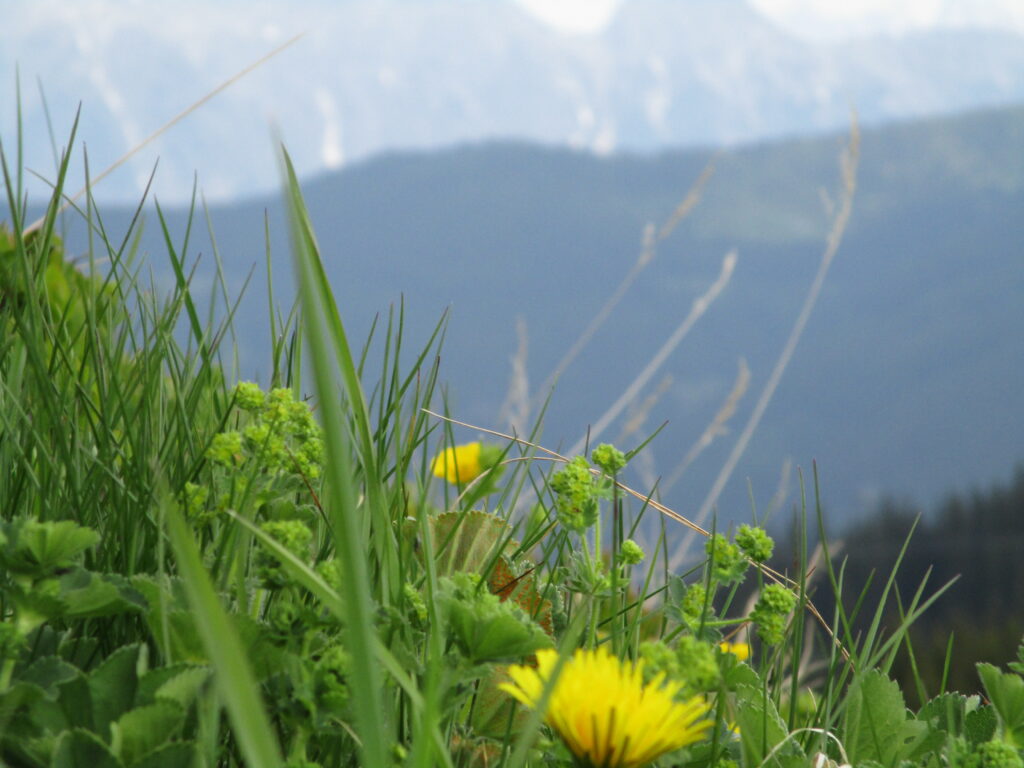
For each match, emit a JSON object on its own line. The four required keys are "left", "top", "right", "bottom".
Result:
{"left": 56, "top": 103, "right": 1024, "bottom": 529}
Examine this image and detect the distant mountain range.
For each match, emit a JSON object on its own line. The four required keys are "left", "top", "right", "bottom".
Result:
{"left": 6, "top": 0, "right": 1024, "bottom": 204}
{"left": 41, "top": 101, "right": 1024, "bottom": 535}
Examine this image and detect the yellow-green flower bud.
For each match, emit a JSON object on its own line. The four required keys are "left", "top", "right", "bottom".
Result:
{"left": 207, "top": 431, "right": 243, "bottom": 467}
{"left": 620, "top": 539, "right": 645, "bottom": 565}
{"left": 591, "top": 443, "right": 627, "bottom": 474}
{"left": 233, "top": 381, "right": 265, "bottom": 411}
{"left": 735, "top": 524, "right": 774, "bottom": 562}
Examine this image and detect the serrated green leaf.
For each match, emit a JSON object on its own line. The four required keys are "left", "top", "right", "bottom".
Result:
{"left": 844, "top": 671, "right": 911, "bottom": 766}
{"left": 60, "top": 570, "right": 147, "bottom": 619}
{"left": 129, "top": 576, "right": 205, "bottom": 663}
{"left": 19, "top": 655, "right": 79, "bottom": 695}
{"left": 0, "top": 680, "right": 48, "bottom": 722}
{"left": 111, "top": 701, "right": 184, "bottom": 767}
{"left": 27, "top": 687, "right": 72, "bottom": 734}
{"left": 977, "top": 662, "right": 1024, "bottom": 743}
{"left": 57, "top": 632, "right": 100, "bottom": 669}
{"left": 0, "top": 518, "right": 99, "bottom": 578}
{"left": 724, "top": 657, "right": 762, "bottom": 690}
{"left": 130, "top": 742, "right": 196, "bottom": 768}
{"left": 88, "top": 644, "right": 143, "bottom": 736}
{"left": 965, "top": 705, "right": 998, "bottom": 745}
{"left": 55, "top": 671, "right": 93, "bottom": 731}
{"left": 10, "top": 732, "right": 57, "bottom": 766}
{"left": 440, "top": 574, "right": 552, "bottom": 664}
{"left": 52, "top": 728, "right": 123, "bottom": 768}
{"left": 1009, "top": 640, "right": 1024, "bottom": 675}
{"left": 136, "top": 664, "right": 198, "bottom": 707}
{"left": 429, "top": 511, "right": 516, "bottom": 578}
{"left": 901, "top": 720, "right": 944, "bottom": 762}
{"left": 153, "top": 667, "right": 212, "bottom": 709}
{"left": 733, "top": 684, "right": 798, "bottom": 768}
{"left": 469, "top": 666, "right": 530, "bottom": 739}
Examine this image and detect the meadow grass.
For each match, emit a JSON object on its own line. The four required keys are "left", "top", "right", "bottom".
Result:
{"left": 1, "top": 113, "right": 1022, "bottom": 768}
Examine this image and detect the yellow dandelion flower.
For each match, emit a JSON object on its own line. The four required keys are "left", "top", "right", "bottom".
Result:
{"left": 719, "top": 641, "right": 751, "bottom": 662}
{"left": 431, "top": 442, "right": 484, "bottom": 484}
{"left": 500, "top": 646, "right": 713, "bottom": 768}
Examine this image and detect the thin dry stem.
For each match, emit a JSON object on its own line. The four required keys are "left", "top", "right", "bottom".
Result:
{"left": 567, "top": 249, "right": 737, "bottom": 457}
{"left": 498, "top": 316, "right": 531, "bottom": 435}
{"left": 680, "top": 117, "right": 860, "bottom": 556}
{"left": 530, "top": 157, "right": 715, "bottom": 407}
{"left": 424, "top": 407, "right": 853, "bottom": 662}
{"left": 23, "top": 33, "right": 305, "bottom": 236}
{"left": 615, "top": 374, "right": 673, "bottom": 445}
{"left": 662, "top": 357, "right": 750, "bottom": 493}
{"left": 765, "top": 457, "right": 794, "bottom": 519}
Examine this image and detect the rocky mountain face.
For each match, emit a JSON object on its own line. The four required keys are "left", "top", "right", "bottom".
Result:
{"left": 6, "top": 0, "right": 1024, "bottom": 204}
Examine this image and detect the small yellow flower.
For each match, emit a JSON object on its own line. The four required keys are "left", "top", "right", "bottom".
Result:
{"left": 431, "top": 442, "right": 484, "bottom": 484}
{"left": 500, "top": 646, "right": 712, "bottom": 768}
{"left": 719, "top": 641, "right": 751, "bottom": 662}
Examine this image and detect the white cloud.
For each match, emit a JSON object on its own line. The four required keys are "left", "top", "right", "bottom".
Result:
{"left": 314, "top": 88, "right": 344, "bottom": 170}
{"left": 748, "top": 0, "right": 1024, "bottom": 41}
{"left": 513, "top": 0, "right": 624, "bottom": 35}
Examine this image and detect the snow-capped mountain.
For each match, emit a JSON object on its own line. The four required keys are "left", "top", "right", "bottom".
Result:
{"left": 4, "top": 0, "right": 1024, "bottom": 204}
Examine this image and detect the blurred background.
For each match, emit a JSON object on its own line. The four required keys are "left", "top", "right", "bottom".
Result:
{"left": 4, "top": 0, "right": 1024, "bottom": 696}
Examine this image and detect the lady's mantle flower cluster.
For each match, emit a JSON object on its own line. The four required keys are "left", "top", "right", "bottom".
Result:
{"left": 750, "top": 583, "right": 797, "bottom": 645}
{"left": 205, "top": 383, "right": 323, "bottom": 477}
{"left": 188, "top": 383, "right": 324, "bottom": 527}
{"left": 549, "top": 456, "right": 599, "bottom": 533}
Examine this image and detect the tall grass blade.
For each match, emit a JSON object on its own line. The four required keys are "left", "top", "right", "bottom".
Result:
{"left": 283, "top": 146, "right": 390, "bottom": 768}
{"left": 163, "top": 499, "right": 282, "bottom": 768}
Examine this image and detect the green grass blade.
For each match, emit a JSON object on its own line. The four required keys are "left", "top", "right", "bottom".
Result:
{"left": 163, "top": 499, "right": 282, "bottom": 768}
{"left": 284, "top": 146, "right": 390, "bottom": 768}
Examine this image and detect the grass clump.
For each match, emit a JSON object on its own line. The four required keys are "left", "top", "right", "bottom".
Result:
{"left": 0, "top": 115, "right": 1021, "bottom": 768}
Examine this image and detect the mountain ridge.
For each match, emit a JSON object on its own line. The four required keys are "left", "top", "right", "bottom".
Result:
{"left": 34, "top": 100, "right": 1024, "bottom": 530}
{"left": 6, "top": 0, "right": 1024, "bottom": 204}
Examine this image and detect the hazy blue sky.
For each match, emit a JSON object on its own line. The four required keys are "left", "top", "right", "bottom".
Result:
{"left": 520, "top": 0, "right": 1024, "bottom": 38}
{"left": 6, "top": 0, "right": 1024, "bottom": 204}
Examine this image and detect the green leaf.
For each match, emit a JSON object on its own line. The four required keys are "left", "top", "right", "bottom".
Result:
{"left": 440, "top": 573, "right": 552, "bottom": 664}
{"left": 136, "top": 664, "right": 199, "bottom": 707}
{"left": 844, "top": 670, "right": 914, "bottom": 766}
{"left": 110, "top": 701, "right": 184, "bottom": 767}
{"left": 19, "top": 655, "right": 79, "bottom": 695}
{"left": 918, "top": 693, "right": 982, "bottom": 742}
{"left": 130, "top": 743, "right": 196, "bottom": 768}
{"left": 88, "top": 644, "right": 143, "bottom": 736}
{"left": 164, "top": 500, "right": 282, "bottom": 768}
{"left": 52, "top": 728, "right": 123, "bottom": 768}
{"left": 55, "top": 671, "right": 93, "bottom": 731}
{"left": 60, "top": 570, "right": 147, "bottom": 619}
{"left": 965, "top": 706, "right": 998, "bottom": 745}
{"left": 0, "top": 677, "right": 46, "bottom": 713}
{"left": 131, "top": 576, "right": 213, "bottom": 664}
{"left": 469, "top": 666, "right": 530, "bottom": 739}
{"left": 723, "top": 657, "right": 762, "bottom": 690}
{"left": 153, "top": 667, "right": 212, "bottom": 709}
{"left": 0, "top": 518, "right": 99, "bottom": 577}
{"left": 23, "top": 674, "right": 77, "bottom": 735}
{"left": 733, "top": 684, "right": 799, "bottom": 768}
{"left": 429, "top": 511, "right": 517, "bottom": 579}
{"left": 1008, "top": 640, "right": 1024, "bottom": 676}
{"left": 977, "top": 662, "right": 1024, "bottom": 744}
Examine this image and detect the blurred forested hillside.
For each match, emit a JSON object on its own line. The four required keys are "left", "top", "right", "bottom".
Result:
{"left": 44, "top": 101, "right": 1024, "bottom": 530}
{"left": 786, "top": 465, "right": 1024, "bottom": 707}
